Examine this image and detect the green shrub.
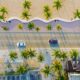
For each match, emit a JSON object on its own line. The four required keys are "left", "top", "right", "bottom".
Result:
{"left": 2, "top": 26, "right": 9, "bottom": 31}
{"left": 35, "top": 27, "right": 40, "bottom": 32}
{"left": 28, "top": 22, "right": 35, "bottom": 30}
{"left": 18, "top": 24, "right": 23, "bottom": 30}
{"left": 46, "top": 24, "right": 52, "bottom": 30}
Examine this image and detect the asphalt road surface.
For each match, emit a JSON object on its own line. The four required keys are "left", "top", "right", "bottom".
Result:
{"left": 0, "top": 32, "right": 80, "bottom": 50}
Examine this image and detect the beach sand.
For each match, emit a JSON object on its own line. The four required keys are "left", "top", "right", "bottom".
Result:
{"left": 0, "top": 0, "right": 80, "bottom": 20}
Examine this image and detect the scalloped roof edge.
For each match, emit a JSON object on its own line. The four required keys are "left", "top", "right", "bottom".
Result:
{"left": 0, "top": 17, "right": 80, "bottom": 23}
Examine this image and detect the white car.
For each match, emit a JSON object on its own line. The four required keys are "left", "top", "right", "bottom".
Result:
{"left": 17, "top": 41, "right": 26, "bottom": 48}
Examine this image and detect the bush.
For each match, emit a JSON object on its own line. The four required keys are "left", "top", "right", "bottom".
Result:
{"left": 2, "top": 26, "right": 9, "bottom": 31}
{"left": 46, "top": 24, "right": 52, "bottom": 30}
{"left": 18, "top": 24, "right": 23, "bottom": 30}
{"left": 28, "top": 22, "right": 35, "bottom": 30}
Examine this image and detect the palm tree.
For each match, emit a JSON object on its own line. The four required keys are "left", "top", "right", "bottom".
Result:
{"left": 60, "top": 51, "right": 67, "bottom": 61}
{"left": 0, "top": 15, "right": 4, "bottom": 21}
{"left": 9, "top": 51, "right": 18, "bottom": 61}
{"left": 46, "top": 24, "right": 52, "bottom": 39}
{"left": 44, "top": 5, "right": 50, "bottom": 12}
{"left": 28, "top": 49, "right": 36, "bottom": 58}
{"left": 70, "top": 49, "right": 79, "bottom": 65}
{"left": 16, "top": 65, "right": 28, "bottom": 74}
{"left": 52, "top": 60, "right": 63, "bottom": 80}
{"left": 45, "top": 12, "right": 51, "bottom": 20}
{"left": 18, "top": 24, "right": 23, "bottom": 30}
{"left": 23, "top": 0, "right": 32, "bottom": 10}
{"left": 52, "top": 49, "right": 61, "bottom": 59}
{"left": 21, "top": 49, "right": 36, "bottom": 59}
{"left": 22, "top": 10, "right": 31, "bottom": 20}
{"left": 74, "top": 9, "right": 80, "bottom": 19}
{"left": 35, "top": 27, "right": 40, "bottom": 32}
{"left": 28, "top": 22, "right": 35, "bottom": 30}
{"left": 56, "top": 24, "right": 62, "bottom": 31}
{"left": 37, "top": 54, "right": 44, "bottom": 62}
{"left": 46, "top": 24, "right": 52, "bottom": 31}
{"left": 21, "top": 50, "right": 29, "bottom": 60}
{"left": 57, "top": 73, "right": 66, "bottom": 80}
{"left": 21, "top": 50, "right": 29, "bottom": 66}
{"left": 44, "top": 5, "right": 51, "bottom": 19}
{"left": 41, "top": 65, "right": 51, "bottom": 77}
{"left": 56, "top": 24, "right": 66, "bottom": 47}
{"left": 53, "top": 0, "right": 62, "bottom": 10}
{"left": 21, "top": 49, "right": 36, "bottom": 66}
{"left": 0, "top": 7, "right": 8, "bottom": 20}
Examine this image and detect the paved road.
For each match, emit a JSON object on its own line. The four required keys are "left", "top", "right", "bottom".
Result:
{"left": 0, "top": 32, "right": 80, "bottom": 50}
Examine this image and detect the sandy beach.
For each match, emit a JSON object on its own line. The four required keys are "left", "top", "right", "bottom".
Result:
{"left": 0, "top": 0, "right": 80, "bottom": 20}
